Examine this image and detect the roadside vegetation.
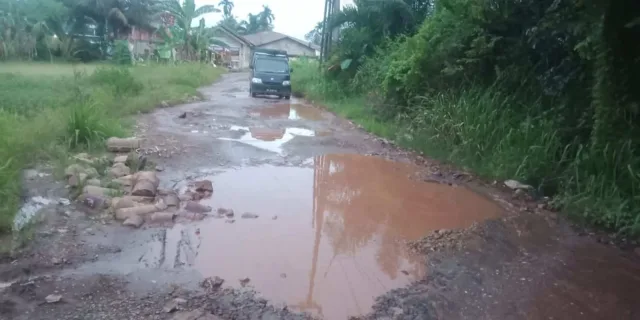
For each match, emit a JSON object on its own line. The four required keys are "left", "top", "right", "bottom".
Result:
{"left": 0, "top": 0, "right": 237, "bottom": 233}
{"left": 294, "top": 0, "right": 640, "bottom": 236}
{"left": 0, "top": 63, "right": 223, "bottom": 233}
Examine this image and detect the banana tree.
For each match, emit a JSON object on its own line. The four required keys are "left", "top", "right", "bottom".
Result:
{"left": 159, "top": 0, "right": 219, "bottom": 60}
{"left": 155, "top": 24, "right": 183, "bottom": 62}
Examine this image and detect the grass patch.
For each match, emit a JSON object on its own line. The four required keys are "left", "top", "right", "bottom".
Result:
{"left": 0, "top": 62, "right": 224, "bottom": 233}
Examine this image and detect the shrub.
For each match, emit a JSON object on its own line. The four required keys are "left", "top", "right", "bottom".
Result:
{"left": 90, "top": 67, "right": 143, "bottom": 97}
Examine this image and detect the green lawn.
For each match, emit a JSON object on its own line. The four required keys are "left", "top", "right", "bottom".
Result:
{"left": 0, "top": 62, "right": 224, "bottom": 233}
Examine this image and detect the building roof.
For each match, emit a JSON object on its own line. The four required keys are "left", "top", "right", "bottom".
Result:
{"left": 241, "top": 31, "right": 320, "bottom": 51}
{"left": 216, "top": 25, "right": 253, "bottom": 46}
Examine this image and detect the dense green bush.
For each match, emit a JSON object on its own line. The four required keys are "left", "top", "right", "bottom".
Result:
{"left": 296, "top": 0, "right": 640, "bottom": 235}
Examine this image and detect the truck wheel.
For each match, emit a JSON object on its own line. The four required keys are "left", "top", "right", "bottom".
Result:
{"left": 285, "top": 95, "right": 291, "bottom": 100}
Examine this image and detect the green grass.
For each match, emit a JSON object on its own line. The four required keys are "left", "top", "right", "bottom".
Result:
{"left": 0, "top": 62, "right": 224, "bottom": 233}
{"left": 292, "top": 59, "right": 640, "bottom": 236}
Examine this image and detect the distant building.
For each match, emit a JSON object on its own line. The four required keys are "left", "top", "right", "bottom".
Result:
{"left": 211, "top": 27, "right": 320, "bottom": 69}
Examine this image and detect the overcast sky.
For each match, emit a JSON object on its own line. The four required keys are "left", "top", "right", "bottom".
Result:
{"left": 196, "top": 0, "right": 354, "bottom": 41}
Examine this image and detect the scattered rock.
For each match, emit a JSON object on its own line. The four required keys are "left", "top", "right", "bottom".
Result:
{"left": 131, "top": 171, "right": 160, "bottom": 197}
{"left": 160, "top": 101, "right": 170, "bottom": 108}
{"left": 164, "top": 193, "right": 180, "bottom": 207}
{"left": 217, "top": 208, "right": 234, "bottom": 217}
{"left": 400, "top": 270, "right": 409, "bottom": 276}
{"left": 178, "top": 112, "right": 187, "bottom": 119}
{"left": 64, "top": 164, "right": 85, "bottom": 178}
{"left": 113, "top": 155, "right": 128, "bottom": 164}
{"left": 110, "top": 163, "right": 131, "bottom": 178}
{"left": 112, "top": 176, "right": 134, "bottom": 187}
{"left": 200, "top": 277, "right": 224, "bottom": 291}
{"left": 239, "top": 278, "right": 251, "bottom": 287}
{"left": 163, "top": 298, "right": 187, "bottom": 313}
{"left": 80, "top": 195, "right": 108, "bottom": 210}
{"left": 74, "top": 153, "right": 94, "bottom": 165}
{"left": 155, "top": 165, "right": 165, "bottom": 172}
{"left": 513, "top": 189, "right": 525, "bottom": 198}
{"left": 123, "top": 215, "right": 144, "bottom": 228}
{"left": 148, "top": 212, "right": 176, "bottom": 223}
{"left": 51, "top": 257, "right": 63, "bottom": 265}
{"left": 155, "top": 199, "right": 168, "bottom": 211}
{"left": 185, "top": 201, "right": 212, "bottom": 213}
{"left": 504, "top": 179, "right": 533, "bottom": 190}
{"left": 272, "top": 215, "right": 278, "bottom": 220}
{"left": 194, "top": 180, "right": 213, "bottom": 193}
{"left": 280, "top": 273, "right": 287, "bottom": 278}
{"left": 86, "top": 178, "right": 102, "bottom": 186}
{"left": 225, "top": 219, "right": 235, "bottom": 224}
{"left": 241, "top": 212, "right": 259, "bottom": 219}
{"left": 106, "top": 137, "right": 141, "bottom": 152}
{"left": 68, "top": 173, "right": 88, "bottom": 187}
{"left": 83, "top": 186, "right": 117, "bottom": 198}
{"left": 182, "top": 212, "right": 207, "bottom": 221}
{"left": 45, "top": 294, "right": 62, "bottom": 303}
{"left": 57, "top": 198, "right": 71, "bottom": 206}
{"left": 116, "top": 204, "right": 162, "bottom": 220}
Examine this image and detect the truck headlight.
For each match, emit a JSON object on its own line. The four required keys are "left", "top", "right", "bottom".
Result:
{"left": 251, "top": 78, "right": 262, "bottom": 84}
{"left": 282, "top": 80, "right": 291, "bottom": 86}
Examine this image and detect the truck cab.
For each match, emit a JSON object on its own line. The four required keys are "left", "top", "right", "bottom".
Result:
{"left": 249, "top": 49, "right": 293, "bottom": 100}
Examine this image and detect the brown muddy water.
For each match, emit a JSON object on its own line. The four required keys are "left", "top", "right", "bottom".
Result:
{"left": 249, "top": 103, "right": 327, "bottom": 121}
{"left": 157, "top": 154, "right": 504, "bottom": 319}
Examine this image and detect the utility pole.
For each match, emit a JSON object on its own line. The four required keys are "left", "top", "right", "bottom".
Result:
{"left": 319, "top": 0, "right": 340, "bottom": 66}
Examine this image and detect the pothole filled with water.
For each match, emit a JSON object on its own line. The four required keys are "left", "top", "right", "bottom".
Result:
{"left": 144, "top": 154, "right": 504, "bottom": 319}
{"left": 219, "top": 126, "right": 315, "bottom": 154}
{"left": 249, "top": 103, "right": 326, "bottom": 121}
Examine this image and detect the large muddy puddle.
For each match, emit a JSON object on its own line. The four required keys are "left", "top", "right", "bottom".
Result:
{"left": 249, "top": 103, "right": 326, "bottom": 121}
{"left": 146, "top": 154, "right": 504, "bottom": 319}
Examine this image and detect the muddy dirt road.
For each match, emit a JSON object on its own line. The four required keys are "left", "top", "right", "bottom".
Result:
{"left": 2, "top": 72, "right": 640, "bottom": 320}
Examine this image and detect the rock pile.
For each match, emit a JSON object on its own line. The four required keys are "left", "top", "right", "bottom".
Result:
{"left": 64, "top": 137, "right": 218, "bottom": 229}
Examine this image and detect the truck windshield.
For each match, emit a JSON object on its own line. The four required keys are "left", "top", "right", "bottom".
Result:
{"left": 255, "top": 58, "right": 289, "bottom": 73}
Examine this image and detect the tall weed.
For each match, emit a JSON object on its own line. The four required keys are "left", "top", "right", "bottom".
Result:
{"left": 90, "top": 67, "right": 143, "bottom": 97}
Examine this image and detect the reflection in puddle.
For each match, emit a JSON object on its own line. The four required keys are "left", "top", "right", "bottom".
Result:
{"left": 219, "top": 126, "right": 315, "bottom": 154}
{"left": 250, "top": 103, "right": 326, "bottom": 121}
{"left": 144, "top": 154, "right": 504, "bottom": 319}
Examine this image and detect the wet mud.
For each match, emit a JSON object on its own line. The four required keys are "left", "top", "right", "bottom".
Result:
{"left": 3, "top": 72, "right": 640, "bottom": 320}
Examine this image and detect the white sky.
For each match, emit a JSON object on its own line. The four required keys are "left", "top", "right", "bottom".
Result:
{"left": 196, "top": 0, "right": 355, "bottom": 41}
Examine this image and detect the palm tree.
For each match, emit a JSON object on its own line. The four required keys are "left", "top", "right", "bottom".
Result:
{"left": 218, "top": 0, "right": 234, "bottom": 18}
{"left": 238, "top": 13, "right": 260, "bottom": 35}
{"left": 326, "top": 0, "right": 416, "bottom": 70}
{"left": 159, "top": 0, "right": 219, "bottom": 59}
{"left": 258, "top": 5, "right": 274, "bottom": 30}
{"left": 305, "top": 21, "right": 323, "bottom": 46}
